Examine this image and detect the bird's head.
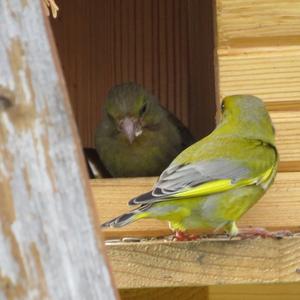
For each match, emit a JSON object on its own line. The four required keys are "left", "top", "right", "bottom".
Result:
{"left": 219, "top": 95, "right": 275, "bottom": 144}
{"left": 104, "top": 82, "right": 162, "bottom": 143}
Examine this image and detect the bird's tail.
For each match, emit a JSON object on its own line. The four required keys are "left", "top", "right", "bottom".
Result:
{"left": 101, "top": 204, "right": 150, "bottom": 228}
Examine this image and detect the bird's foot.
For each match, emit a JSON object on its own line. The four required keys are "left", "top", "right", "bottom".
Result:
{"left": 237, "top": 227, "right": 292, "bottom": 240}
{"left": 173, "top": 231, "right": 199, "bottom": 241}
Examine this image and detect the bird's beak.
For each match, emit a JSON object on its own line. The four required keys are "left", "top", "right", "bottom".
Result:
{"left": 119, "top": 117, "right": 142, "bottom": 143}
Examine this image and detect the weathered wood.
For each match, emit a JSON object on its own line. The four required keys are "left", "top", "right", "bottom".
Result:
{"left": 0, "top": 1, "right": 117, "bottom": 299}
{"left": 94, "top": 172, "right": 300, "bottom": 238}
{"left": 107, "top": 237, "right": 300, "bottom": 289}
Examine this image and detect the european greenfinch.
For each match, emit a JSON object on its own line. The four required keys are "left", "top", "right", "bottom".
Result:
{"left": 102, "top": 95, "right": 278, "bottom": 238}
{"left": 95, "top": 82, "right": 195, "bottom": 177}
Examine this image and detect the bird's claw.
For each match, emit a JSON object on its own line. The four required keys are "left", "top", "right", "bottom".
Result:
{"left": 173, "top": 231, "right": 199, "bottom": 241}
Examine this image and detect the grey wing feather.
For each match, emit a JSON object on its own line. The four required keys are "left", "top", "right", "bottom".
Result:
{"left": 154, "top": 159, "right": 250, "bottom": 196}
{"left": 128, "top": 159, "right": 251, "bottom": 205}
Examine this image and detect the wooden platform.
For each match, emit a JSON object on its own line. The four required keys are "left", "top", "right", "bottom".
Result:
{"left": 107, "top": 237, "right": 300, "bottom": 289}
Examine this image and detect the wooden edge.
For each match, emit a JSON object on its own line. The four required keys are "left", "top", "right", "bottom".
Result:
{"left": 278, "top": 162, "right": 300, "bottom": 172}
{"left": 266, "top": 101, "right": 300, "bottom": 112}
{"left": 106, "top": 236, "right": 300, "bottom": 289}
{"left": 42, "top": 0, "right": 117, "bottom": 278}
{"left": 0, "top": 1, "right": 117, "bottom": 298}
{"left": 42, "top": 3, "right": 119, "bottom": 297}
{"left": 119, "top": 286, "right": 209, "bottom": 299}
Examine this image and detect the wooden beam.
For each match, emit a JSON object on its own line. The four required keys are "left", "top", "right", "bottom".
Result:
{"left": 94, "top": 172, "right": 300, "bottom": 239}
{"left": 0, "top": 1, "right": 117, "bottom": 299}
{"left": 106, "top": 237, "right": 300, "bottom": 289}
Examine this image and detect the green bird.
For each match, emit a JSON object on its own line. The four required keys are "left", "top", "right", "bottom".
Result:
{"left": 102, "top": 95, "right": 278, "bottom": 238}
{"left": 95, "top": 82, "right": 195, "bottom": 177}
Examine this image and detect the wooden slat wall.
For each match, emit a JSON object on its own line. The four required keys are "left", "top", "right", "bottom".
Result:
{"left": 51, "top": 0, "right": 216, "bottom": 147}
{"left": 216, "top": 0, "right": 300, "bottom": 48}
{"left": 215, "top": 0, "right": 300, "bottom": 171}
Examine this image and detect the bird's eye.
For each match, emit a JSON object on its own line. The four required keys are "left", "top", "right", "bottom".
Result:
{"left": 140, "top": 103, "right": 147, "bottom": 116}
{"left": 221, "top": 101, "right": 225, "bottom": 112}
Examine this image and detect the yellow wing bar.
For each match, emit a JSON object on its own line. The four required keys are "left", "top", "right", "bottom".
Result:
{"left": 169, "top": 166, "right": 274, "bottom": 199}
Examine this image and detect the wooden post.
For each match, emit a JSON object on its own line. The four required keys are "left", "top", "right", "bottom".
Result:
{"left": 0, "top": 1, "right": 118, "bottom": 299}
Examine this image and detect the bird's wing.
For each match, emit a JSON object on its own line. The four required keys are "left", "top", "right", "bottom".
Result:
{"left": 129, "top": 145, "right": 276, "bottom": 206}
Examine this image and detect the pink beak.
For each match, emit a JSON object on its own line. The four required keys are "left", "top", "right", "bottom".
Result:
{"left": 119, "top": 117, "right": 142, "bottom": 143}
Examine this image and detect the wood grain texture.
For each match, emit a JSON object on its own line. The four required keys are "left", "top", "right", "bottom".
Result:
{"left": 216, "top": 0, "right": 300, "bottom": 48}
{"left": 217, "top": 47, "right": 300, "bottom": 103}
{"left": 0, "top": 1, "right": 117, "bottom": 299}
{"left": 51, "top": 0, "right": 216, "bottom": 146}
{"left": 107, "top": 237, "right": 300, "bottom": 288}
{"left": 93, "top": 172, "right": 300, "bottom": 238}
{"left": 272, "top": 110, "right": 300, "bottom": 163}
{"left": 215, "top": 48, "right": 300, "bottom": 170}
{"left": 120, "top": 286, "right": 208, "bottom": 300}
{"left": 210, "top": 283, "right": 300, "bottom": 300}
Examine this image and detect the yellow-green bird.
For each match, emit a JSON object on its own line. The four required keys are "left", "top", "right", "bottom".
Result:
{"left": 102, "top": 95, "right": 278, "bottom": 238}
{"left": 95, "top": 82, "right": 195, "bottom": 177}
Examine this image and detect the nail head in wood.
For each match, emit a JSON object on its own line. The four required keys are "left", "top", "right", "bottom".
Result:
{"left": 0, "top": 86, "right": 15, "bottom": 110}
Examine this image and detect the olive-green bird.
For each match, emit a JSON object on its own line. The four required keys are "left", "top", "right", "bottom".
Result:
{"left": 102, "top": 95, "right": 278, "bottom": 237}
{"left": 95, "top": 82, "right": 195, "bottom": 177}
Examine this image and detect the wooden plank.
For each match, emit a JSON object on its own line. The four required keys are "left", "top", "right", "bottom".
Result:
{"left": 217, "top": 46, "right": 300, "bottom": 104}
{"left": 120, "top": 286, "right": 208, "bottom": 300}
{"left": 107, "top": 237, "right": 300, "bottom": 289}
{"left": 272, "top": 111, "right": 300, "bottom": 164}
{"left": 119, "top": 280, "right": 300, "bottom": 299}
{"left": 216, "top": 0, "right": 300, "bottom": 48}
{"left": 209, "top": 283, "right": 300, "bottom": 300}
{"left": 93, "top": 172, "right": 300, "bottom": 238}
{"left": 0, "top": 1, "right": 117, "bottom": 299}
